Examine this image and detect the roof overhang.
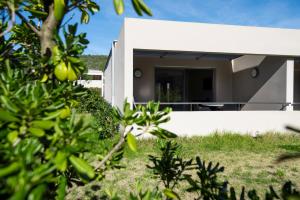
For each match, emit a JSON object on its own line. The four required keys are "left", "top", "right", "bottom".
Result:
{"left": 124, "top": 18, "right": 300, "bottom": 57}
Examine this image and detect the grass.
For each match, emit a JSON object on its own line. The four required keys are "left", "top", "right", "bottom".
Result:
{"left": 66, "top": 133, "right": 300, "bottom": 199}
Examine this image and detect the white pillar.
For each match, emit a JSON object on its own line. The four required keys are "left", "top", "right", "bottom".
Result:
{"left": 111, "top": 40, "right": 117, "bottom": 106}
{"left": 286, "top": 59, "right": 294, "bottom": 111}
{"left": 124, "top": 47, "right": 134, "bottom": 108}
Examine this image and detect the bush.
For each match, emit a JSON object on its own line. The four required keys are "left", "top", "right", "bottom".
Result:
{"left": 78, "top": 88, "right": 119, "bottom": 138}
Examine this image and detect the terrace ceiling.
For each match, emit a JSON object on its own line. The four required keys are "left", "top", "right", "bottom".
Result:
{"left": 134, "top": 50, "right": 243, "bottom": 61}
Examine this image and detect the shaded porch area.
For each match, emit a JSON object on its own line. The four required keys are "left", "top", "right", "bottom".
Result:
{"left": 133, "top": 50, "right": 297, "bottom": 111}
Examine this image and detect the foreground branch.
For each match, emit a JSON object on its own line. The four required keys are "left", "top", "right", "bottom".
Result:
{"left": 40, "top": 3, "right": 59, "bottom": 56}
{"left": 95, "top": 125, "right": 150, "bottom": 170}
{"left": 16, "top": 11, "right": 41, "bottom": 36}
{"left": 94, "top": 132, "right": 126, "bottom": 170}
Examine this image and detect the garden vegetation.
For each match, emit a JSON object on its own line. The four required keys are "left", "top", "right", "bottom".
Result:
{"left": 0, "top": 0, "right": 299, "bottom": 200}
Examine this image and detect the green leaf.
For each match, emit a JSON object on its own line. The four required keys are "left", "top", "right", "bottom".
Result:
{"left": 28, "top": 127, "right": 45, "bottom": 137}
{"left": 7, "top": 130, "right": 19, "bottom": 143}
{"left": 151, "top": 128, "right": 177, "bottom": 139}
{"left": 56, "top": 176, "right": 67, "bottom": 200}
{"left": 28, "top": 184, "right": 47, "bottom": 200}
{"left": 127, "top": 132, "right": 137, "bottom": 152}
{"left": 31, "top": 120, "right": 54, "bottom": 130}
{"left": 90, "top": 4, "right": 100, "bottom": 13}
{"left": 43, "top": 110, "right": 63, "bottom": 120}
{"left": 59, "top": 106, "right": 71, "bottom": 119}
{"left": 45, "top": 148, "right": 55, "bottom": 160}
{"left": 24, "top": 8, "right": 48, "bottom": 18}
{"left": 0, "top": 109, "right": 19, "bottom": 122}
{"left": 131, "top": 0, "right": 143, "bottom": 16}
{"left": 68, "top": 24, "right": 77, "bottom": 35}
{"left": 69, "top": 155, "right": 95, "bottom": 179}
{"left": 163, "top": 189, "right": 180, "bottom": 199}
{"left": 0, "top": 96, "right": 19, "bottom": 113}
{"left": 54, "top": 0, "right": 65, "bottom": 21}
{"left": 40, "top": 74, "right": 48, "bottom": 82}
{"left": 68, "top": 56, "right": 81, "bottom": 64}
{"left": 81, "top": 11, "right": 90, "bottom": 24}
{"left": 54, "top": 151, "right": 67, "bottom": 172}
{"left": 137, "top": 0, "right": 152, "bottom": 16}
{"left": 0, "top": 162, "right": 21, "bottom": 178}
{"left": 113, "top": 0, "right": 124, "bottom": 15}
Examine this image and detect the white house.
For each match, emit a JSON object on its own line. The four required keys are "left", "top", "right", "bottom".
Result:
{"left": 78, "top": 69, "right": 104, "bottom": 96}
{"left": 104, "top": 18, "right": 300, "bottom": 135}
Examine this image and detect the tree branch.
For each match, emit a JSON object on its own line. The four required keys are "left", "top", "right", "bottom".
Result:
{"left": 67, "top": 0, "right": 86, "bottom": 12}
{"left": 94, "top": 131, "right": 126, "bottom": 170}
{"left": 15, "top": 11, "right": 41, "bottom": 37}
{"left": 61, "top": 13, "right": 75, "bottom": 28}
{"left": 0, "top": 2, "right": 16, "bottom": 37}
{"left": 94, "top": 125, "right": 151, "bottom": 170}
{"left": 38, "top": 2, "right": 60, "bottom": 56}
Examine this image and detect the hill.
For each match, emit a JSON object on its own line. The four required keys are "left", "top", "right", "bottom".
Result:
{"left": 81, "top": 55, "right": 108, "bottom": 71}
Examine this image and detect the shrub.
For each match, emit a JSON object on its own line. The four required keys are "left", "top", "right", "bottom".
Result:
{"left": 147, "top": 140, "right": 300, "bottom": 200}
{"left": 0, "top": 0, "right": 154, "bottom": 199}
{"left": 78, "top": 88, "right": 119, "bottom": 138}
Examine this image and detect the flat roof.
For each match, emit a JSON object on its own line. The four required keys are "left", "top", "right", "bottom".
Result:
{"left": 123, "top": 18, "right": 300, "bottom": 57}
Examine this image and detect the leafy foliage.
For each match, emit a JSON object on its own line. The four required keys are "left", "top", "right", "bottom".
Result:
{"left": 0, "top": 64, "right": 97, "bottom": 199}
{"left": 105, "top": 183, "right": 163, "bottom": 200}
{"left": 113, "top": 0, "right": 152, "bottom": 16}
{"left": 94, "top": 101, "right": 177, "bottom": 171}
{"left": 2, "top": 1, "right": 300, "bottom": 200}
{"left": 0, "top": 0, "right": 153, "bottom": 199}
{"left": 78, "top": 89, "right": 119, "bottom": 138}
{"left": 147, "top": 141, "right": 193, "bottom": 190}
{"left": 146, "top": 139, "right": 300, "bottom": 200}
{"left": 185, "top": 156, "right": 227, "bottom": 200}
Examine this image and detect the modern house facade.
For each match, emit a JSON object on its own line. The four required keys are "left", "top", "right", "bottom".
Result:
{"left": 104, "top": 18, "right": 300, "bottom": 135}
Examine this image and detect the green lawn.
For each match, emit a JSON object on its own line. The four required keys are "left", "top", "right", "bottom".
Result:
{"left": 66, "top": 133, "right": 300, "bottom": 199}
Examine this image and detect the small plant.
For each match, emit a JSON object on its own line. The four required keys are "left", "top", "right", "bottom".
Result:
{"left": 275, "top": 169, "right": 285, "bottom": 179}
{"left": 146, "top": 141, "right": 300, "bottom": 200}
{"left": 184, "top": 156, "right": 226, "bottom": 200}
{"left": 185, "top": 156, "right": 300, "bottom": 200}
{"left": 147, "top": 140, "right": 193, "bottom": 199}
{"left": 128, "top": 182, "right": 163, "bottom": 200}
{"left": 105, "top": 184, "right": 163, "bottom": 200}
{"left": 94, "top": 101, "right": 177, "bottom": 172}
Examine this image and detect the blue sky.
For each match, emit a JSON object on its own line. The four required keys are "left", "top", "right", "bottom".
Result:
{"left": 73, "top": 0, "right": 300, "bottom": 55}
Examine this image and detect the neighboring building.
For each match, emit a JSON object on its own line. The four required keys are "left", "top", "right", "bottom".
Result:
{"left": 104, "top": 18, "right": 300, "bottom": 135}
{"left": 78, "top": 69, "right": 104, "bottom": 96}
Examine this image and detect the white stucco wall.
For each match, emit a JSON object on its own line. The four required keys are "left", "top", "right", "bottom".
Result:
{"left": 160, "top": 111, "right": 300, "bottom": 135}
{"left": 126, "top": 18, "right": 300, "bottom": 56}
{"left": 104, "top": 58, "right": 112, "bottom": 103}
{"left": 114, "top": 26, "right": 126, "bottom": 108}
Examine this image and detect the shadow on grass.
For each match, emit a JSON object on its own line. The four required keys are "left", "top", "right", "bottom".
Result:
{"left": 278, "top": 144, "right": 300, "bottom": 152}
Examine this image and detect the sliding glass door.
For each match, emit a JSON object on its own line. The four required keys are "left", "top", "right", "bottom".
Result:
{"left": 155, "top": 68, "right": 185, "bottom": 102}
{"left": 155, "top": 67, "right": 215, "bottom": 110}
